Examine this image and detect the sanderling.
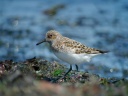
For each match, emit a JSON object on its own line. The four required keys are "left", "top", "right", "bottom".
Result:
{"left": 36, "top": 30, "right": 108, "bottom": 80}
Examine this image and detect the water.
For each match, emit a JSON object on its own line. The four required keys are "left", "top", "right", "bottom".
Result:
{"left": 0, "top": 0, "right": 128, "bottom": 78}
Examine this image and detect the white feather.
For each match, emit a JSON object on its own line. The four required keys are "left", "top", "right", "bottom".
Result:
{"left": 53, "top": 51, "right": 99, "bottom": 64}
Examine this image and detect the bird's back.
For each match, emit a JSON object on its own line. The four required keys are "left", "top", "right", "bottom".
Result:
{"left": 52, "top": 36, "right": 108, "bottom": 55}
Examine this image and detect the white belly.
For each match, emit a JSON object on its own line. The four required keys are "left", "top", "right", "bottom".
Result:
{"left": 53, "top": 51, "right": 97, "bottom": 64}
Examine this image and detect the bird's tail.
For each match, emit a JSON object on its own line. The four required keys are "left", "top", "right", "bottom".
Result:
{"left": 99, "top": 50, "right": 109, "bottom": 54}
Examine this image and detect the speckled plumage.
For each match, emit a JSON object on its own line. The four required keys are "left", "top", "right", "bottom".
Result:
{"left": 46, "top": 30, "right": 107, "bottom": 54}
{"left": 37, "top": 30, "right": 108, "bottom": 64}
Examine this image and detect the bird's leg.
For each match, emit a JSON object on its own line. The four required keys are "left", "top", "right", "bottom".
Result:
{"left": 63, "top": 64, "right": 72, "bottom": 77}
{"left": 50, "top": 64, "right": 72, "bottom": 83}
{"left": 75, "top": 64, "right": 78, "bottom": 71}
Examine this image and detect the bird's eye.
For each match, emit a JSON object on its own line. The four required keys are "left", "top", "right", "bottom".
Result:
{"left": 48, "top": 35, "right": 52, "bottom": 38}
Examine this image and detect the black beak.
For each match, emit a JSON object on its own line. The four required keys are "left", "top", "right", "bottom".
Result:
{"left": 36, "top": 39, "right": 46, "bottom": 45}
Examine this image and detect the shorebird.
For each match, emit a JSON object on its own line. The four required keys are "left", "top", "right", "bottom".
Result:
{"left": 36, "top": 30, "right": 108, "bottom": 81}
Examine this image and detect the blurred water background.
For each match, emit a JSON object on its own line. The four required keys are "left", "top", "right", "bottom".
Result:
{"left": 0, "top": 0, "right": 128, "bottom": 78}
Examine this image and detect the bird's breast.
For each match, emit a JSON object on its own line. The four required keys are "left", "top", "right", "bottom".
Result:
{"left": 53, "top": 51, "right": 93, "bottom": 64}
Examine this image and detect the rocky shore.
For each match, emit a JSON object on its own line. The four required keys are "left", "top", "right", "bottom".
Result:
{"left": 0, "top": 57, "right": 127, "bottom": 96}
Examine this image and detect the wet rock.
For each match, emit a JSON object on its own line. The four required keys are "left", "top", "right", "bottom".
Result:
{"left": 0, "top": 63, "right": 5, "bottom": 76}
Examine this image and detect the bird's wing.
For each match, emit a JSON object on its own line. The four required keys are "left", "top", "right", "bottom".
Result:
{"left": 62, "top": 37, "right": 108, "bottom": 54}
{"left": 52, "top": 37, "right": 108, "bottom": 54}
